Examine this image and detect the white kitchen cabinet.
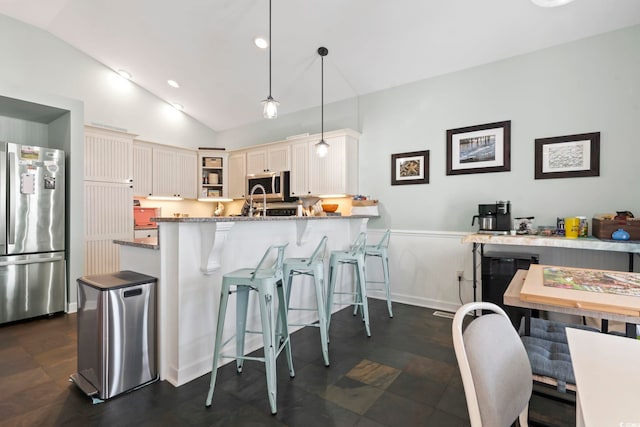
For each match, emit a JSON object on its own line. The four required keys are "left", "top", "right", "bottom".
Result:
{"left": 291, "top": 129, "right": 360, "bottom": 196}
{"left": 246, "top": 142, "right": 290, "bottom": 175}
{"left": 84, "top": 125, "right": 135, "bottom": 184}
{"left": 176, "top": 149, "right": 198, "bottom": 199}
{"left": 290, "top": 140, "right": 310, "bottom": 197}
{"left": 228, "top": 151, "right": 247, "bottom": 199}
{"left": 152, "top": 145, "right": 197, "bottom": 199}
{"left": 134, "top": 229, "right": 158, "bottom": 239}
{"left": 308, "top": 134, "right": 358, "bottom": 196}
{"left": 198, "top": 149, "right": 228, "bottom": 199}
{"left": 132, "top": 142, "right": 153, "bottom": 197}
{"left": 230, "top": 129, "right": 359, "bottom": 198}
{"left": 84, "top": 126, "right": 136, "bottom": 275}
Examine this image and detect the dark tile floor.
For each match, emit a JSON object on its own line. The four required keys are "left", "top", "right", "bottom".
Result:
{"left": 0, "top": 300, "right": 575, "bottom": 426}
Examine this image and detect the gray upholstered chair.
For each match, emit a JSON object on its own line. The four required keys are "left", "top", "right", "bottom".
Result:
{"left": 452, "top": 302, "right": 532, "bottom": 427}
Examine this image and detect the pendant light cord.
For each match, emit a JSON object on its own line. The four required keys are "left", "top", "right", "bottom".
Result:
{"left": 321, "top": 52, "right": 324, "bottom": 139}
{"left": 268, "top": 0, "right": 272, "bottom": 98}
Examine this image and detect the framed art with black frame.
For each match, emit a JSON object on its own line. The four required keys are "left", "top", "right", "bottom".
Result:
{"left": 446, "top": 120, "right": 511, "bottom": 175}
{"left": 391, "top": 150, "right": 429, "bottom": 185}
{"left": 534, "top": 132, "right": 600, "bottom": 179}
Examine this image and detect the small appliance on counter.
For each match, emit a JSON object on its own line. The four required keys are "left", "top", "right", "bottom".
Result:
{"left": 471, "top": 201, "right": 511, "bottom": 234}
{"left": 134, "top": 207, "right": 160, "bottom": 229}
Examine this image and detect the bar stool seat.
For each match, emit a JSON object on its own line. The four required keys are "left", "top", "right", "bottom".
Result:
{"left": 365, "top": 229, "right": 393, "bottom": 318}
{"left": 205, "top": 243, "right": 294, "bottom": 415}
{"left": 281, "top": 236, "right": 330, "bottom": 367}
{"left": 326, "top": 232, "right": 371, "bottom": 337}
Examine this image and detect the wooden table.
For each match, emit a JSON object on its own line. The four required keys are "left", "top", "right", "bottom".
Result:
{"left": 504, "top": 269, "right": 640, "bottom": 336}
{"left": 566, "top": 328, "right": 640, "bottom": 427}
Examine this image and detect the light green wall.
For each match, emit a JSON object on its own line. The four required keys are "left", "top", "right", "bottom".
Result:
{"left": 219, "top": 25, "right": 640, "bottom": 232}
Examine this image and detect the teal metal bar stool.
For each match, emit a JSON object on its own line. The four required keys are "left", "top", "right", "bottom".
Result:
{"left": 365, "top": 229, "right": 393, "bottom": 318}
{"left": 205, "top": 243, "right": 294, "bottom": 415}
{"left": 280, "top": 236, "right": 330, "bottom": 367}
{"left": 326, "top": 232, "right": 370, "bottom": 337}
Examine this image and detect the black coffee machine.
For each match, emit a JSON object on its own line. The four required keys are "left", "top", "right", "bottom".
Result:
{"left": 472, "top": 201, "right": 511, "bottom": 234}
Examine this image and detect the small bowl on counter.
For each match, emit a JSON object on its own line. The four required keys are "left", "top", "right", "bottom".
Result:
{"left": 322, "top": 204, "right": 339, "bottom": 213}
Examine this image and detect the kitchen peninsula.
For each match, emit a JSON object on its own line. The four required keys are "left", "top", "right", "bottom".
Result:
{"left": 115, "top": 215, "right": 373, "bottom": 387}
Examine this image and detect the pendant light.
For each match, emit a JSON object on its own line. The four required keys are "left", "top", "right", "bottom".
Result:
{"left": 315, "top": 47, "right": 329, "bottom": 157}
{"left": 261, "top": 0, "right": 279, "bottom": 119}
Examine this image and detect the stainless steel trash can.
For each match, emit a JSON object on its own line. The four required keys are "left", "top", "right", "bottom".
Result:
{"left": 71, "top": 271, "right": 157, "bottom": 400}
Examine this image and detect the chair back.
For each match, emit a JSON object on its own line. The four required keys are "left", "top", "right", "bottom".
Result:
{"left": 452, "top": 302, "right": 532, "bottom": 427}
{"left": 349, "top": 232, "right": 367, "bottom": 256}
{"left": 372, "top": 229, "right": 390, "bottom": 249}
{"left": 306, "top": 236, "right": 328, "bottom": 266}
{"left": 251, "top": 243, "right": 289, "bottom": 281}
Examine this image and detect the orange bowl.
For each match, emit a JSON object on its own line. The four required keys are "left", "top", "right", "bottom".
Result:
{"left": 322, "top": 204, "right": 338, "bottom": 213}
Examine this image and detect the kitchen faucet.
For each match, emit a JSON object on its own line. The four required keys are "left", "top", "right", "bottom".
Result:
{"left": 249, "top": 184, "right": 267, "bottom": 217}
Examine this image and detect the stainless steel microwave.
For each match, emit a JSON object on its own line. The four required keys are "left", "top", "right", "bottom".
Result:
{"left": 246, "top": 171, "right": 293, "bottom": 202}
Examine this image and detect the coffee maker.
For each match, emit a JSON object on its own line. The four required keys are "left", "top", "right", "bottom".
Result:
{"left": 472, "top": 201, "right": 511, "bottom": 234}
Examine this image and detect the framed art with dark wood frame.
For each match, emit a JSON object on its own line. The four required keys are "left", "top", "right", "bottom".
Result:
{"left": 446, "top": 120, "right": 511, "bottom": 175}
{"left": 534, "top": 132, "right": 600, "bottom": 179}
{"left": 391, "top": 150, "right": 429, "bottom": 185}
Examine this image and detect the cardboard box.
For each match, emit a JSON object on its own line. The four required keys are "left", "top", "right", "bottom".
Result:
{"left": 592, "top": 218, "right": 640, "bottom": 241}
{"left": 351, "top": 199, "right": 378, "bottom": 207}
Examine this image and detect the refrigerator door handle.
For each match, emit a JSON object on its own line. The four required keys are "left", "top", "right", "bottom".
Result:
{"left": 0, "top": 147, "right": 5, "bottom": 253}
{"left": 8, "top": 152, "right": 15, "bottom": 245}
{"left": 0, "top": 254, "right": 65, "bottom": 267}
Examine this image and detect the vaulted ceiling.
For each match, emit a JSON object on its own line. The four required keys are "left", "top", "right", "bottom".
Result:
{"left": 1, "top": 0, "right": 639, "bottom": 131}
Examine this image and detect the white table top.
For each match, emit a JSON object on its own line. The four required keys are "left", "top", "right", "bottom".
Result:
{"left": 566, "top": 328, "right": 640, "bottom": 427}
{"left": 462, "top": 233, "right": 640, "bottom": 253}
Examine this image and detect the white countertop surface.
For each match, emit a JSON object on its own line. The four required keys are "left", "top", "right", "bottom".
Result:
{"left": 462, "top": 233, "right": 640, "bottom": 253}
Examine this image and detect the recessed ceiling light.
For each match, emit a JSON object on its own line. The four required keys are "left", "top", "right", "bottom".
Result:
{"left": 117, "top": 69, "right": 132, "bottom": 80}
{"left": 254, "top": 37, "right": 268, "bottom": 49}
{"left": 171, "top": 102, "right": 184, "bottom": 111}
{"left": 167, "top": 79, "right": 180, "bottom": 88}
{"left": 531, "top": 0, "right": 575, "bottom": 7}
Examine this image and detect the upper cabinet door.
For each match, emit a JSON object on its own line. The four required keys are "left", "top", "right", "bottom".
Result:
{"left": 290, "top": 141, "right": 309, "bottom": 197}
{"left": 246, "top": 149, "right": 268, "bottom": 175}
{"left": 229, "top": 152, "right": 247, "bottom": 199}
{"left": 309, "top": 134, "right": 358, "bottom": 196}
{"left": 246, "top": 143, "right": 290, "bottom": 175}
{"left": 176, "top": 149, "right": 198, "bottom": 199}
{"left": 84, "top": 126, "right": 135, "bottom": 183}
{"left": 151, "top": 146, "right": 198, "bottom": 199}
{"left": 132, "top": 142, "right": 153, "bottom": 197}
{"left": 267, "top": 144, "right": 290, "bottom": 172}
{"left": 152, "top": 146, "right": 178, "bottom": 197}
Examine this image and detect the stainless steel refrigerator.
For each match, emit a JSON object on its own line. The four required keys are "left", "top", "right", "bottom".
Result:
{"left": 0, "top": 142, "right": 66, "bottom": 324}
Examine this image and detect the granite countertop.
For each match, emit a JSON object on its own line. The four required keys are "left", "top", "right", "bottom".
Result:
{"left": 462, "top": 232, "right": 640, "bottom": 253}
{"left": 113, "top": 237, "right": 159, "bottom": 250}
{"left": 152, "top": 215, "right": 377, "bottom": 223}
{"left": 134, "top": 225, "right": 158, "bottom": 230}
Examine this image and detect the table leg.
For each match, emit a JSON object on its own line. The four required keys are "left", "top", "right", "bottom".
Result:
{"left": 575, "top": 390, "right": 585, "bottom": 427}
{"left": 626, "top": 323, "right": 636, "bottom": 338}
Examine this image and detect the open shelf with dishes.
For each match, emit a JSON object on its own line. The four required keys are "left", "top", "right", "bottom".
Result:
{"left": 198, "top": 149, "right": 228, "bottom": 200}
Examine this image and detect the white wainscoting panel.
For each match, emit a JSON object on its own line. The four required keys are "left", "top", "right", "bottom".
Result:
{"left": 365, "top": 230, "right": 473, "bottom": 314}
{"left": 365, "top": 230, "right": 638, "bottom": 315}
